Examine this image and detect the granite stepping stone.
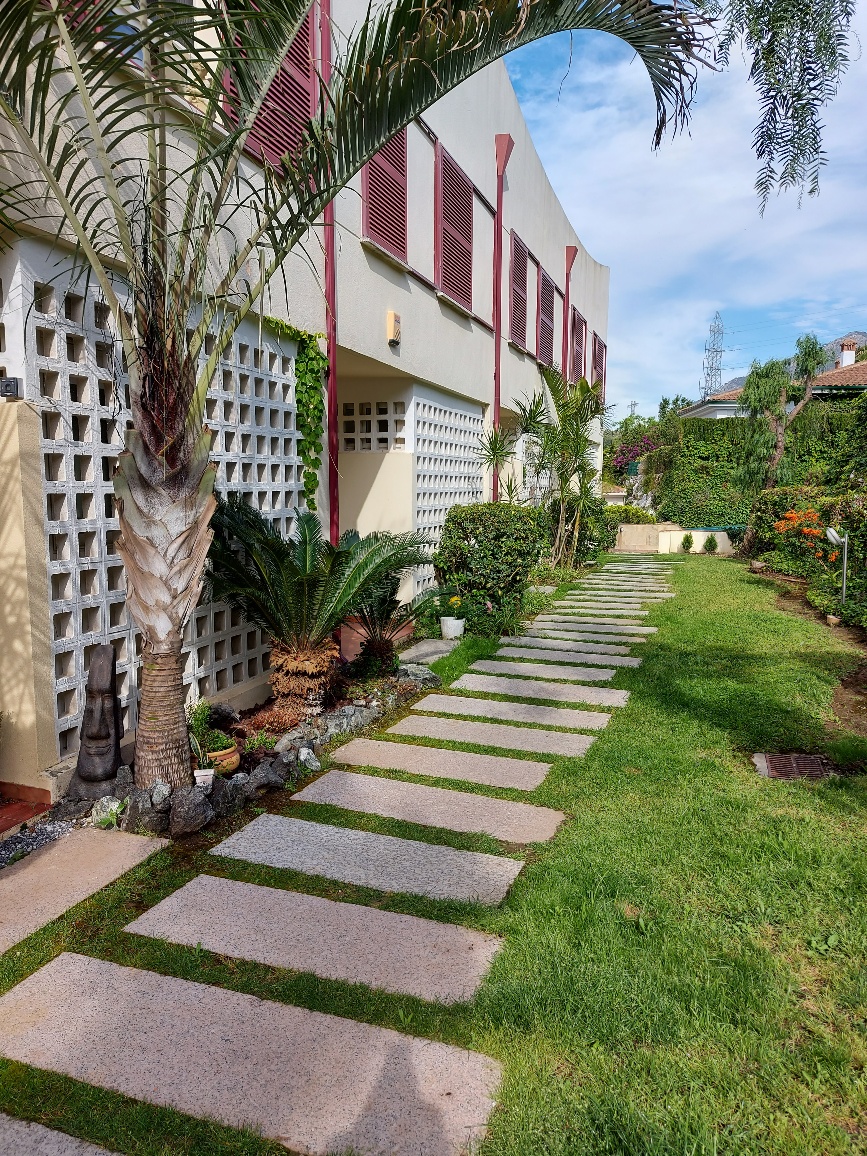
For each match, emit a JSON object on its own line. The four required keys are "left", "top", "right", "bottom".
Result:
{"left": 471, "top": 659, "right": 615, "bottom": 682}
{"left": 538, "top": 612, "right": 648, "bottom": 621}
{"left": 413, "top": 694, "right": 610, "bottom": 731}
{"left": 527, "top": 629, "right": 648, "bottom": 646}
{"left": 0, "top": 1114, "right": 115, "bottom": 1155}
{"left": 529, "top": 621, "right": 656, "bottom": 634}
{"left": 212, "top": 814, "right": 522, "bottom": 904}
{"left": 452, "top": 673, "right": 629, "bottom": 708}
{"left": 553, "top": 604, "right": 651, "bottom": 613}
{"left": 498, "top": 645, "right": 641, "bottom": 668}
{"left": 399, "top": 638, "right": 458, "bottom": 664}
{"left": 0, "top": 953, "right": 501, "bottom": 1156}
{"left": 390, "top": 713, "right": 599, "bottom": 755}
{"left": 331, "top": 736, "right": 550, "bottom": 789}
{"left": 293, "top": 770, "right": 565, "bottom": 843}
{"left": 505, "top": 634, "right": 632, "bottom": 654}
{"left": 126, "top": 874, "right": 502, "bottom": 1003}
{"left": 0, "top": 828, "right": 168, "bottom": 955}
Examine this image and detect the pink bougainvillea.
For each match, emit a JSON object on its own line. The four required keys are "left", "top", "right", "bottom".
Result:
{"left": 612, "top": 435, "right": 657, "bottom": 470}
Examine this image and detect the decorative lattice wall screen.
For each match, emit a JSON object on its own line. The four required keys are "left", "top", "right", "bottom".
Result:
{"left": 413, "top": 393, "right": 484, "bottom": 588}
{"left": 7, "top": 245, "right": 302, "bottom": 761}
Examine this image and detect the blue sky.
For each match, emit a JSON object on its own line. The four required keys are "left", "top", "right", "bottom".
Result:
{"left": 505, "top": 13, "right": 867, "bottom": 421}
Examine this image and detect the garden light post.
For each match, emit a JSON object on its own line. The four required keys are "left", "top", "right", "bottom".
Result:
{"left": 826, "top": 526, "right": 848, "bottom": 604}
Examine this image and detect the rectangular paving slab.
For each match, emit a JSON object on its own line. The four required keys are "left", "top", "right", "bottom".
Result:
{"left": 126, "top": 874, "right": 501, "bottom": 1004}
{"left": 472, "top": 659, "right": 614, "bottom": 682}
{"left": 212, "top": 813, "right": 522, "bottom": 904}
{"left": 293, "top": 770, "right": 564, "bottom": 843}
{"left": 506, "top": 634, "right": 631, "bottom": 654}
{"left": 0, "top": 1113, "right": 115, "bottom": 1155}
{"left": 498, "top": 645, "right": 641, "bottom": 668}
{"left": 526, "top": 628, "right": 648, "bottom": 645}
{"left": 331, "top": 737, "right": 550, "bottom": 789}
{"left": 554, "top": 604, "right": 651, "bottom": 614}
{"left": 453, "top": 673, "right": 629, "bottom": 708}
{"left": 531, "top": 619, "right": 656, "bottom": 634}
{"left": 414, "top": 694, "right": 610, "bottom": 731}
{"left": 537, "top": 613, "right": 648, "bottom": 622}
{"left": 0, "top": 953, "right": 501, "bottom": 1156}
{"left": 390, "top": 713, "right": 599, "bottom": 755}
{"left": 0, "top": 828, "right": 168, "bottom": 955}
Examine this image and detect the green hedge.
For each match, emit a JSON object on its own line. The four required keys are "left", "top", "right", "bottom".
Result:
{"left": 434, "top": 503, "right": 549, "bottom": 600}
{"left": 604, "top": 504, "right": 657, "bottom": 526}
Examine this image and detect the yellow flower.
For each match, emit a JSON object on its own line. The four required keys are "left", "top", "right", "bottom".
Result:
{"left": 449, "top": 596, "right": 462, "bottom": 607}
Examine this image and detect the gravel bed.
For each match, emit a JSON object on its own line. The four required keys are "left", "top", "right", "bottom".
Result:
{"left": 0, "top": 820, "right": 73, "bottom": 870}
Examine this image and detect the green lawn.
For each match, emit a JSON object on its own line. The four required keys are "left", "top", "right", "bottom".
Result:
{"left": 3, "top": 556, "right": 867, "bottom": 1154}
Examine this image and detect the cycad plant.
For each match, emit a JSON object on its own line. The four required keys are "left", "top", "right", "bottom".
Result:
{"left": 206, "top": 495, "right": 428, "bottom": 716}
{"left": 0, "top": 0, "right": 845, "bottom": 786}
{"left": 352, "top": 573, "right": 424, "bottom": 675}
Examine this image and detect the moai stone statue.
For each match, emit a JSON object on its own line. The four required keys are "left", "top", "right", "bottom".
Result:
{"left": 67, "top": 644, "right": 123, "bottom": 800}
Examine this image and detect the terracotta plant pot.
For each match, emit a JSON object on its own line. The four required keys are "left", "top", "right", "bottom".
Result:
{"left": 440, "top": 616, "right": 466, "bottom": 640}
{"left": 209, "top": 743, "right": 241, "bottom": 774}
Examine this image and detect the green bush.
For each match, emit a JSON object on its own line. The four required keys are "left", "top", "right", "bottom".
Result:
{"left": 186, "top": 700, "right": 234, "bottom": 752}
{"left": 434, "top": 503, "right": 548, "bottom": 601}
{"left": 681, "top": 532, "right": 693, "bottom": 553}
{"left": 703, "top": 534, "right": 718, "bottom": 554}
{"left": 604, "top": 504, "right": 657, "bottom": 526}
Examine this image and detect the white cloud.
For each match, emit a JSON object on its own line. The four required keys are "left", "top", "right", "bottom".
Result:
{"left": 507, "top": 16, "right": 867, "bottom": 419}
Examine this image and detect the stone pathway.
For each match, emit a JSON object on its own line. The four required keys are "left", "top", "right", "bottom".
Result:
{"left": 0, "top": 555, "right": 679, "bottom": 1155}
{"left": 0, "top": 1114, "right": 116, "bottom": 1155}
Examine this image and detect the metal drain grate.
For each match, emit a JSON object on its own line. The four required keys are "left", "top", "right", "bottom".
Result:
{"left": 752, "top": 753, "right": 831, "bottom": 780}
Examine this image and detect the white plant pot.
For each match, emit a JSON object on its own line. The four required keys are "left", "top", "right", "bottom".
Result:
{"left": 440, "top": 616, "right": 466, "bottom": 640}
{"left": 193, "top": 768, "right": 214, "bottom": 793}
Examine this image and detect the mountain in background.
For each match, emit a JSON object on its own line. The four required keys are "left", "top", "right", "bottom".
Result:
{"left": 721, "top": 330, "right": 867, "bottom": 391}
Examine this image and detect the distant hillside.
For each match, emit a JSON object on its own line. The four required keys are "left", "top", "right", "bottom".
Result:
{"left": 722, "top": 330, "right": 867, "bottom": 391}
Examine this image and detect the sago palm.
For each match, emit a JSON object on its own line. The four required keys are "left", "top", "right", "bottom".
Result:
{"left": 0, "top": 0, "right": 844, "bottom": 786}
{"left": 206, "top": 495, "right": 428, "bottom": 714}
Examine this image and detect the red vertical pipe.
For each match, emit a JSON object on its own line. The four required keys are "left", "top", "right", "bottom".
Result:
{"left": 563, "top": 244, "right": 578, "bottom": 379}
{"left": 491, "top": 133, "right": 514, "bottom": 503}
{"left": 320, "top": 0, "right": 339, "bottom": 544}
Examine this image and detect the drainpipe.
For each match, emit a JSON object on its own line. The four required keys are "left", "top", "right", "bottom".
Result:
{"left": 562, "top": 245, "right": 578, "bottom": 378}
{"left": 492, "top": 133, "right": 514, "bottom": 502}
{"left": 320, "top": 0, "right": 339, "bottom": 544}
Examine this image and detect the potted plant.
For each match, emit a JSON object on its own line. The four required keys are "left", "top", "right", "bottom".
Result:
{"left": 187, "top": 700, "right": 241, "bottom": 776}
{"left": 440, "top": 593, "right": 466, "bottom": 640}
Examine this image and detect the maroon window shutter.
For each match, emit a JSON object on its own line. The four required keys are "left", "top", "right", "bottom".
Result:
{"left": 509, "top": 232, "right": 528, "bottom": 349}
{"left": 225, "top": 9, "right": 315, "bottom": 167}
{"left": 570, "top": 306, "right": 587, "bottom": 382}
{"left": 592, "top": 332, "right": 607, "bottom": 399}
{"left": 537, "top": 269, "right": 555, "bottom": 366}
{"left": 363, "top": 127, "right": 407, "bottom": 261}
{"left": 435, "top": 145, "right": 473, "bottom": 311}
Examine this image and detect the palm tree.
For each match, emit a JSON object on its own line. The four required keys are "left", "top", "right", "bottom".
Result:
{"left": 3, "top": 0, "right": 843, "bottom": 786}
{"left": 206, "top": 495, "right": 428, "bottom": 718}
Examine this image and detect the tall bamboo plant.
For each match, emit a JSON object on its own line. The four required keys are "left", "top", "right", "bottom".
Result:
{"left": 0, "top": 0, "right": 848, "bottom": 786}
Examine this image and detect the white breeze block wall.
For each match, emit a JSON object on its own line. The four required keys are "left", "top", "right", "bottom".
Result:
{"left": 2, "top": 238, "right": 303, "bottom": 762}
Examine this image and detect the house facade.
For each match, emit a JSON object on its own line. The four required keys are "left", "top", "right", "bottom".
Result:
{"left": 0, "top": 3, "right": 609, "bottom": 805}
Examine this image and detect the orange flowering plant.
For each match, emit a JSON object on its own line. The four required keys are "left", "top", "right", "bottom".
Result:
{"left": 772, "top": 508, "right": 836, "bottom": 570}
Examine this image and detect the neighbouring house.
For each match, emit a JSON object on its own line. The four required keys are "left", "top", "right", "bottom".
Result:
{"left": 0, "top": 2, "right": 609, "bottom": 808}
{"left": 678, "top": 388, "right": 745, "bottom": 419}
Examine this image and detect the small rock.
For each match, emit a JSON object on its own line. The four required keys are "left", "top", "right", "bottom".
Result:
{"left": 352, "top": 698, "right": 366, "bottom": 707}
{"left": 90, "top": 796, "right": 124, "bottom": 828}
{"left": 827, "top": 614, "right": 841, "bottom": 626}
{"left": 274, "top": 728, "right": 304, "bottom": 754}
{"left": 168, "top": 786, "right": 214, "bottom": 837}
{"left": 209, "top": 776, "right": 244, "bottom": 819}
{"left": 231, "top": 772, "right": 250, "bottom": 786}
{"left": 50, "top": 798, "right": 94, "bottom": 822}
{"left": 749, "top": 560, "right": 768, "bottom": 573}
{"left": 248, "top": 763, "right": 286, "bottom": 792}
{"left": 396, "top": 663, "right": 441, "bottom": 688}
{"left": 150, "top": 782, "right": 172, "bottom": 811}
{"left": 341, "top": 705, "right": 357, "bottom": 718}
{"left": 115, "top": 765, "right": 134, "bottom": 793}
{"left": 298, "top": 747, "right": 321, "bottom": 773}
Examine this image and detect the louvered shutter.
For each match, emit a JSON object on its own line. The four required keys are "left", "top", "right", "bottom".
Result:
{"left": 509, "top": 233, "right": 528, "bottom": 349}
{"left": 363, "top": 128, "right": 408, "bottom": 261}
{"left": 592, "top": 332, "right": 607, "bottom": 398}
{"left": 537, "top": 270, "right": 555, "bottom": 365}
{"left": 435, "top": 146, "right": 473, "bottom": 311}
{"left": 570, "top": 307, "right": 587, "bottom": 382}
{"left": 224, "top": 10, "right": 314, "bottom": 167}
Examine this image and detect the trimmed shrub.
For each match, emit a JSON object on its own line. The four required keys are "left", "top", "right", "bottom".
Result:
{"left": 434, "top": 503, "right": 548, "bottom": 602}
{"left": 703, "top": 534, "right": 718, "bottom": 554}
{"left": 604, "top": 504, "right": 657, "bottom": 527}
{"left": 681, "top": 532, "right": 693, "bottom": 553}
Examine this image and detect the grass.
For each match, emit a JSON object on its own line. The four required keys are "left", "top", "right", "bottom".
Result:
{"left": 3, "top": 555, "right": 867, "bottom": 1153}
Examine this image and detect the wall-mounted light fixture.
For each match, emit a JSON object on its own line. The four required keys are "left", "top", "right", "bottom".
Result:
{"left": 386, "top": 310, "right": 401, "bottom": 348}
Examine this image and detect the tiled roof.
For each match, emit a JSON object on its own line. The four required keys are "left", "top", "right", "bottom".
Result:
{"left": 706, "top": 388, "right": 743, "bottom": 402}
{"left": 813, "top": 361, "right": 867, "bottom": 389}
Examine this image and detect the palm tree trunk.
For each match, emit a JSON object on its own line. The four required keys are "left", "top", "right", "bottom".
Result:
{"left": 136, "top": 637, "right": 190, "bottom": 788}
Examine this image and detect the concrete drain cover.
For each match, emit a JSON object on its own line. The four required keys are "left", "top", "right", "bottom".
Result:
{"left": 752, "top": 753, "right": 832, "bottom": 780}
